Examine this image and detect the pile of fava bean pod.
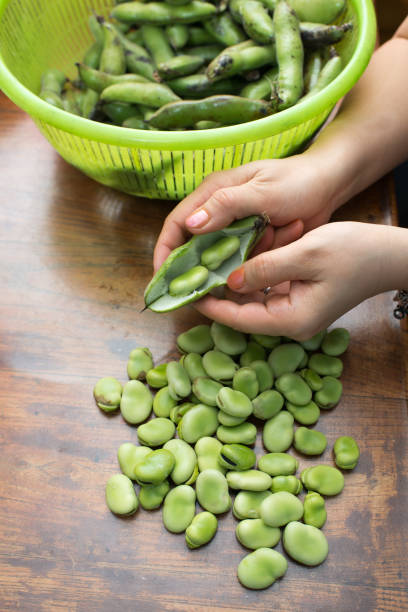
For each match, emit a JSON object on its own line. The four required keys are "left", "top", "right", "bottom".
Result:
{"left": 39, "top": 0, "right": 352, "bottom": 130}
{"left": 95, "top": 321, "right": 360, "bottom": 590}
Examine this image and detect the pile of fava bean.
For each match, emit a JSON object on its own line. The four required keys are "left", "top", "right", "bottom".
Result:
{"left": 40, "top": 0, "right": 352, "bottom": 130}
{"left": 94, "top": 322, "right": 360, "bottom": 590}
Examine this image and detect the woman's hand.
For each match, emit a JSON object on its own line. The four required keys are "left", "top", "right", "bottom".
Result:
{"left": 193, "top": 222, "right": 408, "bottom": 340}
{"left": 153, "top": 154, "right": 337, "bottom": 272}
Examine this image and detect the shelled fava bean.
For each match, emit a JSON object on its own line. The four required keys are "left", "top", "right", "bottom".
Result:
{"left": 96, "top": 317, "right": 360, "bottom": 590}
{"left": 40, "top": 0, "right": 352, "bottom": 130}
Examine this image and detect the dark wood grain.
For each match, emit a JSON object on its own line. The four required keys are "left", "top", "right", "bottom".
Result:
{"left": 0, "top": 92, "right": 407, "bottom": 612}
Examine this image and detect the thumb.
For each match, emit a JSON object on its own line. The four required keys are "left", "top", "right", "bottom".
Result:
{"left": 185, "top": 178, "right": 272, "bottom": 235}
{"left": 227, "top": 238, "right": 313, "bottom": 293}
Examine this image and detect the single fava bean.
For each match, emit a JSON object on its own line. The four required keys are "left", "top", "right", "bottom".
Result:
{"left": 218, "top": 410, "right": 246, "bottom": 426}
{"left": 217, "top": 422, "right": 257, "bottom": 445}
{"left": 250, "top": 360, "right": 274, "bottom": 392}
{"left": 303, "top": 492, "right": 326, "bottom": 528}
{"left": 321, "top": 328, "right": 350, "bottom": 356}
{"left": 170, "top": 402, "right": 194, "bottom": 424}
{"left": 271, "top": 475, "right": 302, "bottom": 495}
{"left": 105, "top": 474, "right": 139, "bottom": 516}
{"left": 182, "top": 353, "right": 207, "bottom": 381}
{"left": 300, "top": 329, "right": 326, "bottom": 351}
{"left": 219, "top": 443, "right": 256, "bottom": 471}
{"left": 166, "top": 360, "right": 191, "bottom": 400}
{"left": 162, "top": 485, "right": 196, "bottom": 533}
{"left": 193, "top": 376, "right": 223, "bottom": 406}
{"left": 286, "top": 400, "right": 320, "bottom": 425}
{"left": 127, "top": 348, "right": 154, "bottom": 380}
{"left": 137, "top": 417, "right": 175, "bottom": 447}
{"left": 139, "top": 480, "right": 170, "bottom": 510}
{"left": 169, "top": 265, "right": 209, "bottom": 297}
{"left": 300, "top": 368, "right": 323, "bottom": 391}
{"left": 268, "top": 343, "right": 306, "bottom": 377}
{"left": 163, "top": 439, "right": 198, "bottom": 484}
{"left": 314, "top": 376, "right": 343, "bottom": 409}
{"left": 258, "top": 452, "right": 298, "bottom": 476}
{"left": 301, "top": 465, "right": 345, "bottom": 496}
{"left": 202, "top": 350, "right": 238, "bottom": 382}
{"left": 275, "top": 373, "right": 312, "bottom": 406}
{"left": 201, "top": 236, "right": 241, "bottom": 271}
{"left": 308, "top": 353, "right": 343, "bottom": 378}
{"left": 134, "top": 448, "right": 175, "bottom": 485}
{"left": 185, "top": 511, "right": 218, "bottom": 549}
{"left": 333, "top": 436, "right": 360, "bottom": 470}
{"left": 94, "top": 377, "right": 122, "bottom": 412}
{"left": 195, "top": 437, "right": 226, "bottom": 473}
{"left": 294, "top": 426, "right": 327, "bottom": 456}
{"left": 240, "top": 341, "right": 266, "bottom": 366}
{"left": 210, "top": 321, "right": 247, "bottom": 356}
{"left": 146, "top": 363, "right": 168, "bottom": 388}
{"left": 153, "top": 386, "right": 178, "bottom": 417}
{"left": 117, "top": 442, "right": 151, "bottom": 480}
{"left": 216, "top": 387, "right": 253, "bottom": 418}
{"left": 120, "top": 380, "right": 153, "bottom": 424}
{"left": 177, "top": 404, "right": 219, "bottom": 443}
{"left": 177, "top": 324, "right": 214, "bottom": 354}
{"left": 251, "top": 333, "right": 281, "bottom": 349}
{"left": 236, "top": 518, "right": 280, "bottom": 550}
{"left": 145, "top": 216, "right": 267, "bottom": 312}
{"left": 263, "top": 412, "right": 294, "bottom": 452}
{"left": 237, "top": 548, "right": 288, "bottom": 590}
{"left": 233, "top": 367, "right": 259, "bottom": 400}
{"left": 253, "top": 390, "right": 284, "bottom": 420}
{"left": 233, "top": 490, "right": 272, "bottom": 519}
{"left": 227, "top": 470, "right": 272, "bottom": 491}
{"left": 196, "top": 469, "right": 231, "bottom": 514}
{"left": 260, "top": 491, "right": 303, "bottom": 527}
{"left": 283, "top": 521, "right": 329, "bottom": 566}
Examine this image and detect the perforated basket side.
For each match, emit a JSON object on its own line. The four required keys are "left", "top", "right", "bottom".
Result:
{"left": 35, "top": 107, "right": 331, "bottom": 199}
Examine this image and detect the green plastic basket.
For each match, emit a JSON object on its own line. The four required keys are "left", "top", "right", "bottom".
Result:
{"left": 0, "top": 0, "right": 376, "bottom": 200}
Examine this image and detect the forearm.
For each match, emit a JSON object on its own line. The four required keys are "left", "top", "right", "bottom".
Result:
{"left": 305, "top": 24, "right": 408, "bottom": 212}
{"left": 374, "top": 225, "right": 408, "bottom": 292}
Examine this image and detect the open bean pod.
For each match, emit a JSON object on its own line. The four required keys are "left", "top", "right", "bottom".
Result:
{"left": 144, "top": 215, "right": 267, "bottom": 312}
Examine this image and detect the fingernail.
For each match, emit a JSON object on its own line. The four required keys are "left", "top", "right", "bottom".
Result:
{"left": 186, "top": 209, "right": 209, "bottom": 228}
{"left": 228, "top": 267, "right": 245, "bottom": 290}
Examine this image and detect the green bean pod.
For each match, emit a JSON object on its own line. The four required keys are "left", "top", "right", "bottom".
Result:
{"left": 207, "top": 41, "right": 276, "bottom": 81}
{"left": 168, "top": 73, "right": 242, "bottom": 98}
{"left": 140, "top": 25, "right": 174, "bottom": 66}
{"left": 77, "top": 62, "right": 149, "bottom": 92}
{"left": 300, "top": 52, "right": 342, "bottom": 101}
{"left": 300, "top": 21, "right": 352, "bottom": 46}
{"left": 144, "top": 215, "right": 267, "bottom": 312}
{"left": 204, "top": 13, "right": 246, "bottom": 46}
{"left": 184, "top": 44, "right": 224, "bottom": 62}
{"left": 111, "top": 1, "right": 218, "bottom": 25}
{"left": 303, "top": 50, "right": 323, "bottom": 92}
{"left": 101, "top": 81, "right": 180, "bottom": 107}
{"left": 156, "top": 54, "right": 205, "bottom": 79}
{"left": 230, "top": 0, "right": 275, "bottom": 44}
{"left": 189, "top": 26, "right": 217, "bottom": 45}
{"left": 100, "top": 23, "right": 126, "bottom": 75}
{"left": 240, "top": 66, "right": 278, "bottom": 99}
{"left": 148, "top": 94, "right": 275, "bottom": 129}
{"left": 166, "top": 24, "right": 190, "bottom": 49}
{"left": 274, "top": 0, "right": 303, "bottom": 110}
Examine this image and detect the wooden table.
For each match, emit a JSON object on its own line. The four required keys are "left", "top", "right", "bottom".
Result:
{"left": 0, "top": 93, "right": 407, "bottom": 612}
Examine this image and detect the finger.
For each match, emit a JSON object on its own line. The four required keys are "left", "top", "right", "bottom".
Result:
{"left": 192, "top": 292, "right": 299, "bottom": 336}
{"left": 185, "top": 178, "right": 273, "bottom": 235}
{"left": 271, "top": 219, "right": 304, "bottom": 250}
{"left": 227, "top": 239, "right": 312, "bottom": 294}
